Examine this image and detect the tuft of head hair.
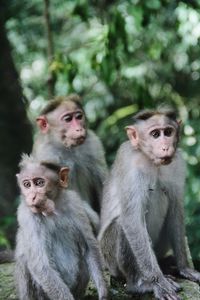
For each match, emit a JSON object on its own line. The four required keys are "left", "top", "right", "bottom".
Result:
{"left": 19, "top": 154, "right": 38, "bottom": 170}
{"left": 19, "top": 154, "right": 62, "bottom": 174}
{"left": 132, "top": 106, "right": 177, "bottom": 124}
{"left": 40, "top": 94, "right": 83, "bottom": 115}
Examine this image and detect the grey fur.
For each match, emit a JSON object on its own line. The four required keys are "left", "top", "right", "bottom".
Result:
{"left": 33, "top": 129, "right": 108, "bottom": 214}
{"left": 15, "top": 189, "right": 107, "bottom": 300}
{"left": 99, "top": 141, "right": 200, "bottom": 299}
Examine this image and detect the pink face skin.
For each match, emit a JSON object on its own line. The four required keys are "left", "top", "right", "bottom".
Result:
{"left": 18, "top": 175, "right": 55, "bottom": 215}
{"left": 145, "top": 124, "right": 176, "bottom": 165}
{"left": 126, "top": 114, "right": 179, "bottom": 166}
{"left": 37, "top": 101, "right": 87, "bottom": 148}
{"left": 17, "top": 164, "right": 69, "bottom": 215}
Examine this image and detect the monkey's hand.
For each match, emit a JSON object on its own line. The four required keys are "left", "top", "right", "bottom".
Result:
{"left": 179, "top": 267, "right": 200, "bottom": 283}
{"left": 99, "top": 296, "right": 108, "bottom": 300}
{"left": 153, "top": 275, "right": 181, "bottom": 300}
{"left": 41, "top": 199, "right": 56, "bottom": 216}
{"left": 99, "top": 287, "right": 108, "bottom": 300}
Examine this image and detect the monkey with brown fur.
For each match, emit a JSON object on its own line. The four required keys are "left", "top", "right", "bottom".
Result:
{"left": 99, "top": 107, "right": 200, "bottom": 300}
{"left": 32, "top": 94, "right": 108, "bottom": 215}
{"left": 15, "top": 154, "right": 108, "bottom": 300}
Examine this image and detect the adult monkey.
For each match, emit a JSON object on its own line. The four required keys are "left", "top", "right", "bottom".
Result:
{"left": 32, "top": 94, "right": 108, "bottom": 214}
{"left": 99, "top": 107, "right": 200, "bottom": 300}
{"left": 15, "top": 155, "right": 108, "bottom": 300}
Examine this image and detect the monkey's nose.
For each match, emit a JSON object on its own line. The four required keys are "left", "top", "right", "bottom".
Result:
{"left": 32, "top": 194, "right": 37, "bottom": 203}
{"left": 162, "top": 146, "right": 169, "bottom": 152}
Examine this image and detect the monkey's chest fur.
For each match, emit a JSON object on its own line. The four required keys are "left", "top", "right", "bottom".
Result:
{"left": 19, "top": 208, "right": 89, "bottom": 296}
{"left": 145, "top": 182, "right": 169, "bottom": 246}
{"left": 46, "top": 220, "right": 88, "bottom": 289}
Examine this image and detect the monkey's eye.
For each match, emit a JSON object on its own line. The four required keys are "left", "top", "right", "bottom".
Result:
{"left": 23, "top": 180, "right": 31, "bottom": 189}
{"left": 151, "top": 130, "right": 160, "bottom": 139}
{"left": 75, "top": 112, "right": 83, "bottom": 120}
{"left": 34, "top": 178, "right": 45, "bottom": 187}
{"left": 164, "top": 127, "right": 173, "bottom": 137}
{"left": 63, "top": 115, "right": 73, "bottom": 123}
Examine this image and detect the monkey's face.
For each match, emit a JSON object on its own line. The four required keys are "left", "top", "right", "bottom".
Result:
{"left": 19, "top": 177, "right": 54, "bottom": 214}
{"left": 17, "top": 165, "right": 58, "bottom": 214}
{"left": 140, "top": 115, "right": 178, "bottom": 166}
{"left": 39, "top": 101, "right": 87, "bottom": 148}
{"left": 126, "top": 114, "right": 179, "bottom": 166}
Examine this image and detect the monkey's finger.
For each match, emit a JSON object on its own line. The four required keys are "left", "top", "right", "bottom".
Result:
{"left": 155, "top": 288, "right": 181, "bottom": 300}
{"left": 166, "top": 277, "right": 182, "bottom": 292}
{"left": 161, "top": 293, "right": 181, "bottom": 300}
{"left": 165, "top": 295, "right": 181, "bottom": 300}
{"left": 165, "top": 274, "right": 176, "bottom": 280}
{"left": 179, "top": 268, "right": 200, "bottom": 283}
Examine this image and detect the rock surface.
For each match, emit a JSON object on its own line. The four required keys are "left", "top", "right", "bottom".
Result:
{"left": 1, "top": 263, "right": 200, "bottom": 300}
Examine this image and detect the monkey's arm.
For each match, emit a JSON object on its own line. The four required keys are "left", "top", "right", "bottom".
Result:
{"left": 83, "top": 223, "right": 107, "bottom": 300}
{"left": 27, "top": 252, "right": 75, "bottom": 300}
{"left": 15, "top": 230, "right": 34, "bottom": 300}
{"left": 167, "top": 186, "right": 200, "bottom": 283}
{"left": 87, "top": 131, "right": 108, "bottom": 205}
{"left": 121, "top": 192, "right": 163, "bottom": 280}
{"left": 86, "top": 240, "right": 108, "bottom": 300}
{"left": 82, "top": 201, "right": 100, "bottom": 234}
{"left": 15, "top": 258, "right": 34, "bottom": 300}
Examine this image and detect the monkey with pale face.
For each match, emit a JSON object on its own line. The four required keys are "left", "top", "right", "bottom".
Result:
{"left": 32, "top": 94, "right": 108, "bottom": 215}
{"left": 99, "top": 107, "right": 200, "bottom": 300}
{"left": 15, "top": 155, "right": 107, "bottom": 300}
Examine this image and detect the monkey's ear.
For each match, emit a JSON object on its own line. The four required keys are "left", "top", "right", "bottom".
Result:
{"left": 125, "top": 126, "right": 139, "bottom": 147}
{"left": 36, "top": 116, "right": 49, "bottom": 133}
{"left": 59, "top": 167, "right": 70, "bottom": 188}
{"left": 16, "top": 174, "right": 20, "bottom": 185}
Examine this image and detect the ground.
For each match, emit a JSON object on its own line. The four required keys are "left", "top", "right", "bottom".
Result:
{"left": 0, "top": 263, "right": 200, "bottom": 300}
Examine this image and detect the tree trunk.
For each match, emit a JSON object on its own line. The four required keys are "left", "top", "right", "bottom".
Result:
{"left": 44, "top": 0, "right": 56, "bottom": 98}
{"left": 0, "top": 10, "right": 33, "bottom": 246}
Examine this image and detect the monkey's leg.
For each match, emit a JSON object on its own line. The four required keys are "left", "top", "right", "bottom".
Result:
{"left": 100, "top": 220, "right": 121, "bottom": 278}
{"left": 121, "top": 214, "right": 181, "bottom": 299}
{"left": 166, "top": 197, "right": 200, "bottom": 284}
{"left": 154, "top": 223, "right": 178, "bottom": 277}
{"left": 117, "top": 228, "right": 154, "bottom": 295}
{"left": 29, "top": 262, "right": 75, "bottom": 300}
{"left": 86, "top": 237, "right": 108, "bottom": 300}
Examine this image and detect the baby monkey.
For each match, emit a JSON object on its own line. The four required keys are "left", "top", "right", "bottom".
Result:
{"left": 15, "top": 155, "right": 107, "bottom": 300}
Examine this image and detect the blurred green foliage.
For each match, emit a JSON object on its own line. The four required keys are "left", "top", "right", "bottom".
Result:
{"left": 2, "top": 0, "right": 200, "bottom": 259}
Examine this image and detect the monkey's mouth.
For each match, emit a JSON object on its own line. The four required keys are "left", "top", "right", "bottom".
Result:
{"left": 154, "top": 156, "right": 173, "bottom": 166}
{"left": 29, "top": 204, "right": 44, "bottom": 213}
{"left": 74, "top": 136, "right": 86, "bottom": 144}
{"left": 160, "top": 156, "right": 172, "bottom": 165}
{"left": 62, "top": 134, "right": 86, "bottom": 147}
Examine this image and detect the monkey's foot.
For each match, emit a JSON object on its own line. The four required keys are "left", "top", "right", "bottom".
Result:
{"left": 164, "top": 276, "right": 181, "bottom": 292}
{"left": 126, "top": 274, "right": 181, "bottom": 296}
{"left": 153, "top": 276, "right": 181, "bottom": 300}
{"left": 179, "top": 267, "right": 200, "bottom": 283}
{"left": 99, "top": 290, "right": 108, "bottom": 300}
